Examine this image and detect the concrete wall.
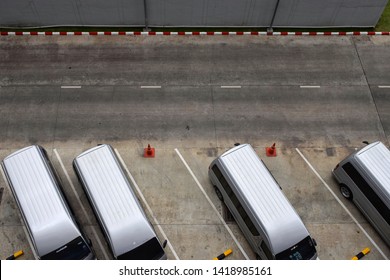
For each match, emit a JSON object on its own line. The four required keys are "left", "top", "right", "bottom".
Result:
{"left": 0, "top": 0, "right": 144, "bottom": 27}
{"left": 0, "top": 0, "right": 388, "bottom": 28}
{"left": 273, "top": 0, "right": 389, "bottom": 27}
{"left": 147, "top": 0, "right": 276, "bottom": 27}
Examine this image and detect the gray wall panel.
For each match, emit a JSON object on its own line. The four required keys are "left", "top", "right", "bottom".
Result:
{"left": 76, "top": 0, "right": 144, "bottom": 25}
{"left": 274, "top": 0, "right": 388, "bottom": 27}
{"left": 0, "top": 0, "right": 388, "bottom": 28}
{"left": 147, "top": 0, "right": 276, "bottom": 26}
{"left": 0, "top": 0, "right": 144, "bottom": 27}
{"left": 0, "top": 0, "right": 45, "bottom": 26}
{"left": 332, "top": 1, "right": 387, "bottom": 27}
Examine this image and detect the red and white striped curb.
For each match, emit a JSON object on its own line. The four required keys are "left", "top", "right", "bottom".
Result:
{"left": 1, "top": 31, "right": 390, "bottom": 36}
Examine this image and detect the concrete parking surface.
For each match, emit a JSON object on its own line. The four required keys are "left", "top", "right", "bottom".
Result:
{"left": 0, "top": 35, "right": 389, "bottom": 260}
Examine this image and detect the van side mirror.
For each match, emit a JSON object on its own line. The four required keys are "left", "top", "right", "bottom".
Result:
{"left": 162, "top": 240, "right": 168, "bottom": 249}
{"left": 362, "top": 141, "right": 369, "bottom": 145}
{"left": 312, "top": 238, "right": 317, "bottom": 247}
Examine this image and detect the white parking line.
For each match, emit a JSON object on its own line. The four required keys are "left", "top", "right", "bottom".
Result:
{"left": 61, "top": 86, "right": 82, "bottom": 89}
{"left": 295, "top": 148, "right": 388, "bottom": 260}
{"left": 300, "top": 85, "right": 321, "bottom": 88}
{"left": 114, "top": 149, "right": 180, "bottom": 260}
{"left": 0, "top": 167, "right": 38, "bottom": 259}
{"left": 221, "top": 86, "right": 242, "bottom": 89}
{"left": 53, "top": 149, "right": 110, "bottom": 260}
{"left": 140, "top": 86, "right": 162, "bottom": 89}
{"left": 378, "top": 86, "right": 390, "bottom": 88}
{"left": 174, "top": 148, "right": 250, "bottom": 260}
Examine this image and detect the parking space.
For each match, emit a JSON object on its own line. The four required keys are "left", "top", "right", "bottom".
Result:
{"left": 50, "top": 148, "right": 112, "bottom": 260}
{"left": 115, "top": 147, "right": 253, "bottom": 260}
{"left": 294, "top": 147, "right": 390, "bottom": 259}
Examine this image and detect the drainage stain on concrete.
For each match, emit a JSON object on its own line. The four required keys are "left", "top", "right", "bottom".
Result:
{"left": 0, "top": 188, "right": 4, "bottom": 206}
{"left": 326, "top": 147, "right": 335, "bottom": 157}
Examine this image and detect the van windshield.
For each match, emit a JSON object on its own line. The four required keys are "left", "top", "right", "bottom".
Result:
{"left": 117, "top": 237, "right": 165, "bottom": 260}
{"left": 275, "top": 236, "right": 317, "bottom": 260}
{"left": 41, "top": 236, "right": 92, "bottom": 260}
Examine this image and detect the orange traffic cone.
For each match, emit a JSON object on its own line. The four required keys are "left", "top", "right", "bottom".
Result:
{"left": 144, "top": 144, "right": 155, "bottom": 158}
{"left": 266, "top": 143, "right": 277, "bottom": 157}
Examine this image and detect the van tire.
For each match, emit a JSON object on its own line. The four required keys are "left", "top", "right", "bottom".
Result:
{"left": 214, "top": 186, "right": 224, "bottom": 202}
{"left": 340, "top": 184, "right": 353, "bottom": 200}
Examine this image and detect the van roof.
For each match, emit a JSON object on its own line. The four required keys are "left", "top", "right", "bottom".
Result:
{"left": 356, "top": 141, "right": 390, "bottom": 204}
{"left": 73, "top": 144, "right": 156, "bottom": 257}
{"left": 218, "top": 144, "right": 309, "bottom": 254}
{"left": 2, "top": 146, "right": 80, "bottom": 257}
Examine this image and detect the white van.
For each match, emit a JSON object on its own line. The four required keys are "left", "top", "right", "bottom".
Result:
{"left": 209, "top": 144, "right": 318, "bottom": 260}
{"left": 332, "top": 141, "right": 390, "bottom": 246}
{"left": 2, "top": 145, "right": 95, "bottom": 260}
{"left": 73, "top": 144, "right": 167, "bottom": 260}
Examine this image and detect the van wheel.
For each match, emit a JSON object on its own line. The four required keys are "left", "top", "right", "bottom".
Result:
{"left": 214, "top": 186, "right": 224, "bottom": 202}
{"left": 340, "top": 185, "right": 353, "bottom": 200}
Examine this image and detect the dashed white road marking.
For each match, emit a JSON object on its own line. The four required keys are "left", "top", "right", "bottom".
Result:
{"left": 140, "top": 86, "right": 162, "bottom": 89}
{"left": 300, "top": 85, "right": 321, "bottom": 88}
{"left": 221, "top": 86, "right": 242, "bottom": 89}
{"left": 61, "top": 86, "right": 82, "bottom": 89}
